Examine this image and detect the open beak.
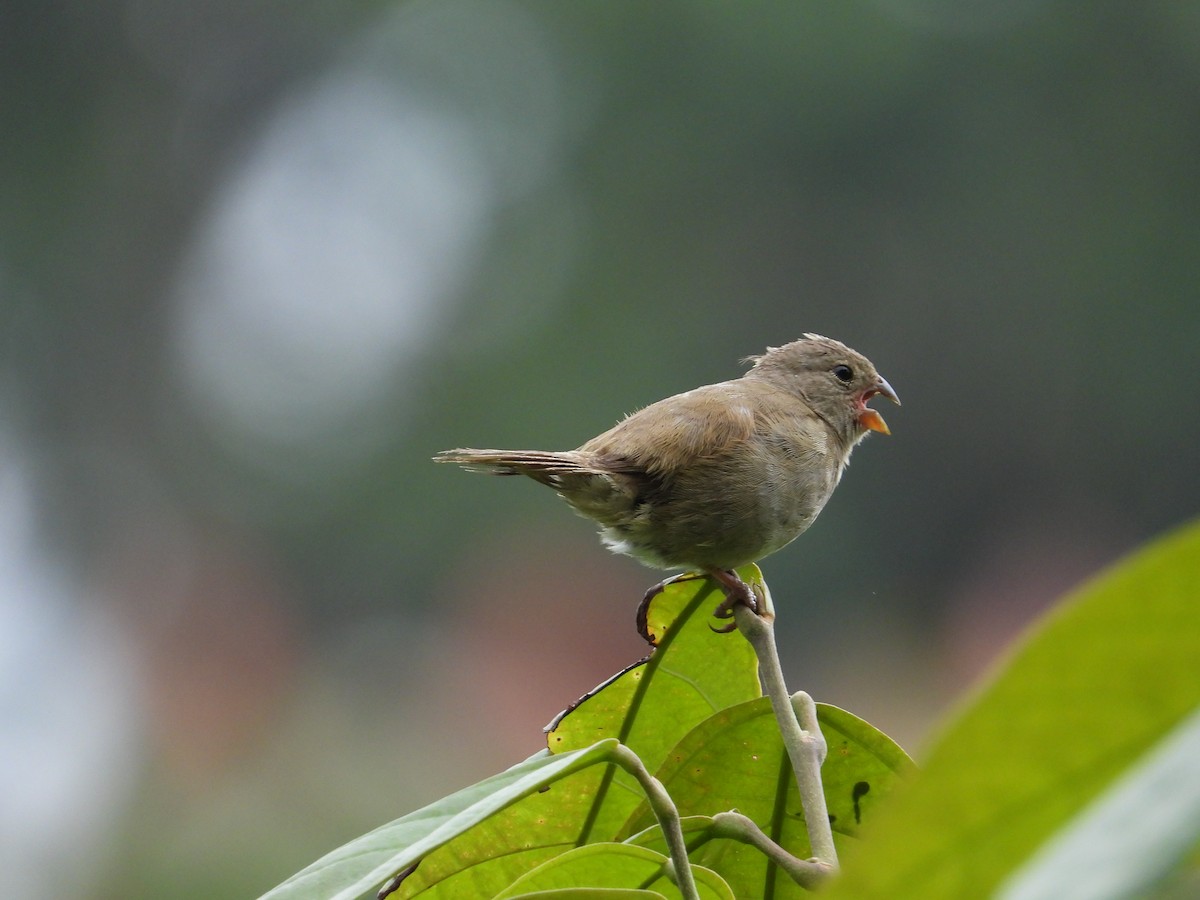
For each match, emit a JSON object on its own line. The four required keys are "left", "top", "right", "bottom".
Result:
{"left": 857, "top": 376, "right": 901, "bottom": 435}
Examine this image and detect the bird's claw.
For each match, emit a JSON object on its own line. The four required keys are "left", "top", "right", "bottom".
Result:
{"left": 707, "top": 570, "right": 760, "bottom": 633}
{"left": 636, "top": 582, "right": 666, "bottom": 643}
{"left": 641, "top": 569, "right": 760, "bottom": 636}
{"left": 710, "top": 597, "right": 738, "bottom": 633}
{"left": 638, "top": 573, "right": 704, "bottom": 643}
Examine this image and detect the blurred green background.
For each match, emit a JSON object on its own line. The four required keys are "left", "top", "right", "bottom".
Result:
{"left": 2, "top": 1, "right": 1198, "bottom": 897}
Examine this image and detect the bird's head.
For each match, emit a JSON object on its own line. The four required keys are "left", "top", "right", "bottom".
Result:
{"left": 746, "top": 333, "right": 900, "bottom": 441}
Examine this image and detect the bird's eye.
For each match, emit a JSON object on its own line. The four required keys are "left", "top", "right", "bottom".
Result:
{"left": 832, "top": 364, "right": 854, "bottom": 383}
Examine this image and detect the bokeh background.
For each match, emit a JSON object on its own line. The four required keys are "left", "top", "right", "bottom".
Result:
{"left": 2, "top": 1, "right": 1198, "bottom": 897}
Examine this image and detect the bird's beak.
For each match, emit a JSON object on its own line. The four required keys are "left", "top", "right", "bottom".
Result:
{"left": 858, "top": 376, "right": 901, "bottom": 435}
{"left": 875, "top": 376, "right": 901, "bottom": 407}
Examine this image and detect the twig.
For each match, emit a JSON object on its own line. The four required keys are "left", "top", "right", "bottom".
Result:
{"left": 733, "top": 587, "right": 839, "bottom": 870}
{"left": 611, "top": 743, "right": 701, "bottom": 900}
{"left": 710, "top": 811, "right": 835, "bottom": 889}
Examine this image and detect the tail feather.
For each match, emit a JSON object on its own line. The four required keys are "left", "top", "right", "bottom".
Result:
{"left": 434, "top": 448, "right": 602, "bottom": 479}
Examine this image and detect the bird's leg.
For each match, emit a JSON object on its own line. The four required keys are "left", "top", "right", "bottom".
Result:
{"left": 709, "top": 568, "right": 761, "bottom": 633}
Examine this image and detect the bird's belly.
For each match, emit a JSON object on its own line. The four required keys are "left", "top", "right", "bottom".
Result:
{"left": 600, "top": 464, "right": 835, "bottom": 571}
{"left": 745, "top": 480, "right": 827, "bottom": 559}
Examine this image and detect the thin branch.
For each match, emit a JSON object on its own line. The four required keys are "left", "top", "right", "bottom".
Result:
{"left": 611, "top": 743, "right": 701, "bottom": 900}
{"left": 710, "top": 811, "right": 835, "bottom": 889}
{"left": 734, "top": 587, "right": 839, "bottom": 870}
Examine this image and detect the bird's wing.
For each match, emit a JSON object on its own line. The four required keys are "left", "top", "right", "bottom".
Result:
{"left": 579, "top": 381, "right": 762, "bottom": 476}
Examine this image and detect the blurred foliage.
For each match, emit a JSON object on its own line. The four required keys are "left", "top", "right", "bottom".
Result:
{"left": 828, "top": 517, "right": 1200, "bottom": 899}
{"left": 3, "top": 1, "right": 1197, "bottom": 617}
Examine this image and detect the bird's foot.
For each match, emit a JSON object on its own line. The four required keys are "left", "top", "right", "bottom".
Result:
{"left": 709, "top": 569, "right": 760, "bottom": 633}
{"left": 636, "top": 572, "right": 703, "bottom": 643}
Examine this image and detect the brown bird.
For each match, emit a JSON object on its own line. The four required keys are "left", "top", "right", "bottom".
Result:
{"left": 436, "top": 334, "right": 899, "bottom": 624}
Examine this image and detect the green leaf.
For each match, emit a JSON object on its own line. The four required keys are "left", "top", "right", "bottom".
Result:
{"left": 827, "top": 518, "right": 1200, "bottom": 899}
{"left": 502, "top": 890, "right": 666, "bottom": 899}
{"left": 379, "top": 757, "right": 628, "bottom": 898}
{"left": 380, "top": 569, "right": 761, "bottom": 898}
{"left": 548, "top": 566, "right": 762, "bottom": 759}
{"left": 541, "top": 567, "right": 762, "bottom": 842}
{"left": 622, "top": 698, "right": 913, "bottom": 898}
{"left": 996, "top": 703, "right": 1200, "bottom": 900}
{"left": 257, "top": 740, "right": 621, "bottom": 900}
{"left": 494, "top": 844, "right": 734, "bottom": 900}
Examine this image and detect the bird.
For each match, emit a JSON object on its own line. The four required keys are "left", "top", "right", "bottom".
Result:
{"left": 436, "top": 334, "right": 899, "bottom": 626}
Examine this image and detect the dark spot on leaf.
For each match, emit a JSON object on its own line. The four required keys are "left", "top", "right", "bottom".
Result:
{"left": 852, "top": 781, "right": 870, "bottom": 824}
{"left": 538, "top": 785, "right": 550, "bottom": 793}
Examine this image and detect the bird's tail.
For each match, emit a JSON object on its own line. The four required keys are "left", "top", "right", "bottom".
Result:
{"left": 434, "top": 448, "right": 604, "bottom": 485}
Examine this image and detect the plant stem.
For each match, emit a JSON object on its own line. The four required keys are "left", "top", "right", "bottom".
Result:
{"left": 710, "top": 811, "right": 835, "bottom": 889}
{"left": 612, "top": 743, "right": 701, "bottom": 900}
{"left": 734, "top": 589, "right": 839, "bottom": 870}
